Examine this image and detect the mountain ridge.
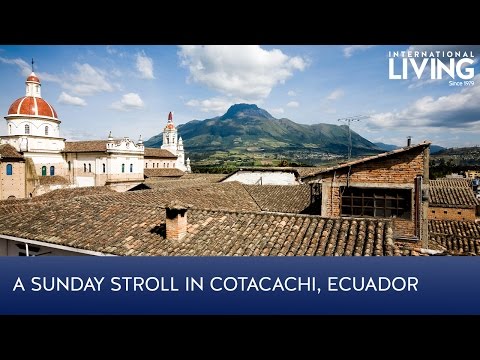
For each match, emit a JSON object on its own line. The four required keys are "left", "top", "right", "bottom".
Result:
{"left": 145, "top": 104, "right": 382, "bottom": 165}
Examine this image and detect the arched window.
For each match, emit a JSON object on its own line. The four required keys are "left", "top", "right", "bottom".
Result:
{"left": 167, "top": 163, "right": 169, "bottom": 168}
{"left": 103, "top": 163, "right": 106, "bottom": 173}
{"left": 25, "top": 124, "right": 30, "bottom": 134}
{"left": 6, "top": 164, "right": 13, "bottom": 175}
{"left": 145, "top": 163, "right": 148, "bottom": 168}
{"left": 45, "top": 126, "right": 49, "bottom": 136}
{"left": 173, "top": 137, "right": 175, "bottom": 144}
{"left": 41, "top": 166, "right": 46, "bottom": 176}
{"left": 88, "top": 163, "right": 92, "bottom": 173}
{"left": 50, "top": 166, "right": 55, "bottom": 176}
{"left": 36, "top": 85, "right": 39, "bottom": 94}
{"left": 130, "top": 164, "right": 133, "bottom": 172}
{"left": 68, "top": 161, "right": 71, "bottom": 171}
{"left": 166, "top": 138, "right": 169, "bottom": 144}
{"left": 8, "top": 124, "right": 12, "bottom": 134}
{"left": 121, "top": 164, "right": 125, "bottom": 173}
{"left": 84, "top": 163, "right": 87, "bottom": 172}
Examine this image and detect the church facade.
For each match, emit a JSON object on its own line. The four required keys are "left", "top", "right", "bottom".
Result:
{"left": 0, "top": 71, "right": 190, "bottom": 197}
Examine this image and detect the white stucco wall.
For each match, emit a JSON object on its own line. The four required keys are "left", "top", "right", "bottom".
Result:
{"left": 223, "top": 171, "right": 299, "bottom": 185}
{"left": 6, "top": 118, "right": 60, "bottom": 138}
{"left": 144, "top": 158, "right": 176, "bottom": 168}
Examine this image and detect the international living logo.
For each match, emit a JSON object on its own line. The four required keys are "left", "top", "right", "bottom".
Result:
{"left": 388, "top": 50, "right": 475, "bottom": 87}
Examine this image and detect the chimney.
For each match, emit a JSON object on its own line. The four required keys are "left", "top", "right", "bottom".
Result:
{"left": 165, "top": 201, "right": 191, "bottom": 241}
{"left": 407, "top": 136, "right": 412, "bottom": 147}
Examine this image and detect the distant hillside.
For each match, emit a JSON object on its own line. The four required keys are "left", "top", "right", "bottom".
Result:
{"left": 145, "top": 104, "right": 382, "bottom": 165}
{"left": 375, "top": 142, "right": 445, "bottom": 154}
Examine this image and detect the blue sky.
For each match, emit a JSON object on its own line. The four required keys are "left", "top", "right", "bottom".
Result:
{"left": 0, "top": 45, "right": 479, "bottom": 147}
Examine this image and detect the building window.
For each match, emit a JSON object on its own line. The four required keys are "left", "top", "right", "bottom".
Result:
{"left": 167, "top": 163, "right": 169, "bottom": 168}
{"left": 103, "top": 163, "right": 106, "bottom": 173}
{"left": 6, "top": 164, "right": 13, "bottom": 176}
{"left": 88, "top": 163, "right": 92, "bottom": 173}
{"left": 8, "top": 124, "right": 12, "bottom": 134}
{"left": 341, "top": 187, "right": 411, "bottom": 219}
{"left": 36, "top": 85, "right": 39, "bottom": 93}
{"left": 68, "top": 161, "right": 71, "bottom": 171}
{"left": 41, "top": 166, "right": 46, "bottom": 176}
{"left": 84, "top": 163, "right": 87, "bottom": 172}
{"left": 166, "top": 138, "right": 169, "bottom": 144}
{"left": 25, "top": 124, "right": 30, "bottom": 134}
{"left": 458, "top": 211, "right": 461, "bottom": 215}
{"left": 173, "top": 163, "right": 175, "bottom": 168}
{"left": 45, "top": 126, "right": 49, "bottom": 135}
{"left": 130, "top": 164, "right": 133, "bottom": 172}
{"left": 145, "top": 163, "right": 148, "bottom": 168}
{"left": 50, "top": 166, "right": 55, "bottom": 176}
{"left": 432, "top": 210, "right": 435, "bottom": 214}
{"left": 157, "top": 163, "right": 159, "bottom": 168}
{"left": 122, "top": 164, "right": 125, "bottom": 173}
{"left": 444, "top": 211, "right": 447, "bottom": 214}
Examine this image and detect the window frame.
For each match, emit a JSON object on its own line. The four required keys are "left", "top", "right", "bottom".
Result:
{"left": 340, "top": 186, "right": 412, "bottom": 219}
{"left": 6, "top": 163, "right": 13, "bottom": 176}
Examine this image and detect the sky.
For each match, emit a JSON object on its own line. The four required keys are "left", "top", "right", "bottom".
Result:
{"left": 0, "top": 45, "right": 479, "bottom": 148}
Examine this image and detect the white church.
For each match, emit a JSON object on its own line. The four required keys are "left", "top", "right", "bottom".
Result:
{"left": 0, "top": 70, "right": 190, "bottom": 197}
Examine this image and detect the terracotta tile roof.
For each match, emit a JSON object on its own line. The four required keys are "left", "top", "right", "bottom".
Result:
{"left": 0, "top": 198, "right": 396, "bottom": 256}
{"left": 428, "top": 220, "right": 480, "bottom": 256}
{"left": 32, "top": 186, "right": 117, "bottom": 202}
{"left": 429, "top": 219, "right": 480, "bottom": 239}
{"left": 429, "top": 184, "right": 479, "bottom": 208}
{"left": 144, "top": 168, "right": 185, "bottom": 178}
{"left": 293, "top": 167, "right": 327, "bottom": 177}
{"left": 243, "top": 185, "right": 311, "bottom": 213}
{"left": 0, "top": 144, "right": 23, "bottom": 159}
{"left": 85, "top": 182, "right": 262, "bottom": 212}
{"left": 64, "top": 140, "right": 108, "bottom": 153}
{"left": 38, "top": 176, "right": 70, "bottom": 186}
{"left": 302, "top": 141, "right": 431, "bottom": 180}
{"left": 180, "top": 173, "right": 225, "bottom": 182}
{"left": 144, "top": 178, "right": 218, "bottom": 190}
{"left": 430, "top": 178, "right": 472, "bottom": 188}
{"left": 144, "top": 148, "right": 177, "bottom": 158}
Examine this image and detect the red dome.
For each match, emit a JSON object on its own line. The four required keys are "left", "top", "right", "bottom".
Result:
{"left": 7, "top": 96, "right": 58, "bottom": 119}
{"left": 26, "top": 74, "right": 40, "bottom": 83}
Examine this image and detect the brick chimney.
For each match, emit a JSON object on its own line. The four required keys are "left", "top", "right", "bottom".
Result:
{"left": 165, "top": 201, "right": 191, "bottom": 241}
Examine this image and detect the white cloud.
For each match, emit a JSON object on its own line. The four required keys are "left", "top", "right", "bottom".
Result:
{"left": 343, "top": 45, "right": 376, "bottom": 58}
{"left": 287, "top": 90, "right": 296, "bottom": 96}
{"left": 106, "top": 46, "right": 117, "bottom": 55}
{"left": 0, "top": 57, "right": 61, "bottom": 82}
{"left": 286, "top": 101, "right": 299, "bottom": 108}
{"left": 368, "top": 74, "right": 480, "bottom": 130}
{"left": 178, "top": 45, "right": 309, "bottom": 100}
{"left": 186, "top": 97, "right": 236, "bottom": 113}
{"left": 326, "top": 89, "right": 344, "bottom": 100}
{"left": 136, "top": 51, "right": 155, "bottom": 79}
{"left": 65, "top": 63, "right": 114, "bottom": 96}
{"left": 58, "top": 92, "right": 87, "bottom": 106}
{"left": 111, "top": 93, "right": 145, "bottom": 111}
{"left": 269, "top": 108, "right": 284, "bottom": 115}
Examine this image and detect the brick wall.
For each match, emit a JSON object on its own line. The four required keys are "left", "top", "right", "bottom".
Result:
{"left": 318, "top": 147, "right": 427, "bottom": 239}
{"left": 429, "top": 207, "right": 476, "bottom": 221}
{"left": 0, "top": 161, "right": 26, "bottom": 199}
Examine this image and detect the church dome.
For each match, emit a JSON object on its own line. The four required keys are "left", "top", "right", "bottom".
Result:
{"left": 8, "top": 96, "right": 58, "bottom": 119}
{"left": 6, "top": 71, "right": 58, "bottom": 120}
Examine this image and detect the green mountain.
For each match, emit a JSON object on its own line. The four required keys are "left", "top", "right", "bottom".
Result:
{"left": 145, "top": 104, "right": 382, "bottom": 165}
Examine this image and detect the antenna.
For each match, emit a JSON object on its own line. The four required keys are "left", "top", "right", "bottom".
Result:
{"left": 338, "top": 115, "right": 369, "bottom": 160}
